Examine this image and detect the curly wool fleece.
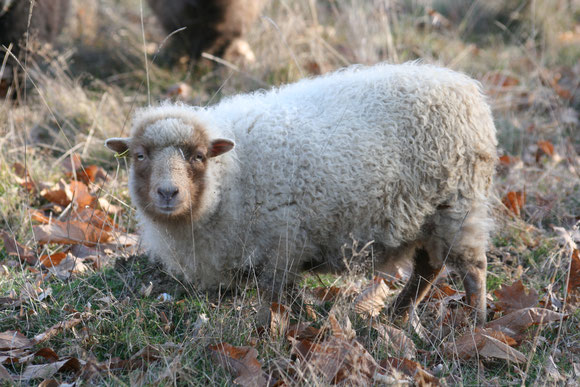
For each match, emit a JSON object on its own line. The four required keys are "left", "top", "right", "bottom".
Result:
{"left": 109, "top": 62, "right": 497, "bottom": 322}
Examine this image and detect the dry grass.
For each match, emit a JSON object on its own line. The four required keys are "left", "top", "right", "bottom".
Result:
{"left": 0, "top": 0, "right": 579, "bottom": 385}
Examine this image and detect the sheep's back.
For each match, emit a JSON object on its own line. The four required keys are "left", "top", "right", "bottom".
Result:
{"left": 216, "top": 62, "right": 497, "bottom": 251}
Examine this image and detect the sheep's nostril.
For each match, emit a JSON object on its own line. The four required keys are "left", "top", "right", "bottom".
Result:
{"left": 157, "top": 187, "right": 179, "bottom": 202}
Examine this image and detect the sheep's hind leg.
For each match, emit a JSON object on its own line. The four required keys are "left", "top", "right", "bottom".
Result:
{"left": 390, "top": 248, "right": 443, "bottom": 322}
{"left": 455, "top": 249, "right": 487, "bottom": 326}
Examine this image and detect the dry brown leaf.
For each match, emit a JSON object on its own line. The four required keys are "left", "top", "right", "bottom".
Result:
{"left": 494, "top": 280, "right": 539, "bottom": 314}
{"left": 447, "top": 328, "right": 527, "bottom": 363}
{"left": 108, "top": 345, "right": 164, "bottom": 371}
{"left": 312, "top": 286, "right": 343, "bottom": 302}
{"left": 40, "top": 180, "right": 71, "bottom": 207}
{"left": 29, "top": 209, "right": 51, "bottom": 224}
{"left": 0, "top": 364, "right": 13, "bottom": 382}
{"left": 67, "top": 164, "right": 107, "bottom": 184}
{"left": 502, "top": 191, "right": 525, "bottom": 217}
{"left": 97, "top": 197, "right": 124, "bottom": 216}
{"left": 537, "top": 140, "right": 555, "bottom": 157}
{"left": 485, "top": 307, "right": 566, "bottom": 340}
{"left": 32, "top": 312, "right": 92, "bottom": 345}
{"left": 12, "top": 162, "right": 39, "bottom": 193}
{"left": 208, "top": 342, "right": 267, "bottom": 387}
{"left": 76, "top": 208, "right": 124, "bottom": 232}
{"left": 429, "top": 283, "right": 458, "bottom": 300}
{"left": 354, "top": 277, "right": 390, "bottom": 316}
{"left": 69, "top": 181, "right": 97, "bottom": 209}
{"left": 291, "top": 335, "right": 378, "bottom": 385}
{"left": 0, "top": 331, "right": 32, "bottom": 351}
{"left": 270, "top": 303, "right": 290, "bottom": 338}
{"left": 0, "top": 230, "right": 37, "bottom": 265}
{"left": 286, "top": 323, "right": 321, "bottom": 341}
{"left": 19, "top": 357, "right": 82, "bottom": 382}
{"left": 499, "top": 154, "right": 518, "bottom": 166}
{"left": 567, "top": 249, "right": 580, "bottom": 296}
{"left": 372, "top": 322, "right": 417, "bottom": 359}
{"left": 328, "top": 314, "right": 355, "bottom": 341}
{"left": 378, "top": 357, "right": 439, "bottom": 385}
{"left": 33, "top": 219, "right": 112, "bottom": 246}
{"left": 39, "top": 252, "right": 68, "bottom": 268}
{"left": 289, "top": 315, "right": 378, "bottom": 385}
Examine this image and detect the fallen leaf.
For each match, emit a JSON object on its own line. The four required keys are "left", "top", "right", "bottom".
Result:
{"left": 97, "top": 197, "right": 124, "bottom": 215}
{"left": 537, "top": 140, "right": 554, "bottom": 157}
{"left": 499, "top": 154, "right": 518, "bottom": 166}
{"left": 428, "top": 283, "right": 458, "bottom": 300}
{"left": 567, "top": 249, "right": 580, "bottom": 296}
{"left": 485, "top": 307, "right": 566, "bottom": 340}
{"left": 39, "top": 252, "right": 68, "bottom": 268}
{"left": 502, "top": 191, "right": 525, "bottom": 217}
{"left": 32, "top": 312, "right": 92, "bottom": 345}
{"left": 270, "top": 303, "right": 290, "bottom": 338}
{"left": 12, "top": 162, "right": 39, "bottom": 193}
{"left": 312, "top": 286, "right": 343, "bottom": 302}
{"left": 46, "top": 253, "right": 90, "bottom": 279}
{"left": 33, "top": 219, "right": 112, "bottom": 246}
{"left": 19, "top": 357, "right": 82, "bottom": 381}
{"left": 354, "top": 277, "right": 390, "bottom": 316}
{"left": 0, "top": 230, "right": 37, "bottom": 265}
{"left": 40, "top": 180, "right": 71, "bottom": 207}
{"left": 447, "top": 328, "right": 527, "bottom": 363}
{"left": 0, "top": 331, "right": 32, "bottom": 351}
{"left": 378, "top": 357, "right": 439, "bottom": 385}
{"left": 0, "top": 364, "right": 13, "bottom": 382}
{"left": 291, "top": 315, "right": 378, "bottom": 385}
{"left": 108, "top": 345, "right": 164, "bottom": 371}
{"left": 69, "top": 181, "right": 97, "bottom": 209}
{"left": 494, "top": 280, "right": 538, "bottom": 314}
{"left": 29, "top": 209, "right": 52, "bottom": 224}
{"left": 208, "top": 343, "right": 267, "bottom": 386}
{"left": 372, "top": 322, "right": 417, "bottom": 359}
{"left": 287, "top": 323, "right": 321, "bottom": 341}
{"left": 67, "top": 164, "right": 107, "bottom": 184}
{"left": 76, "top": 208, "right": 124, "bottom": 232}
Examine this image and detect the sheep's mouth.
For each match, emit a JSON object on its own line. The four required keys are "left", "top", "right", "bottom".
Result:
{"left": 156, "top": 205, "right": 179, "bottom": 215}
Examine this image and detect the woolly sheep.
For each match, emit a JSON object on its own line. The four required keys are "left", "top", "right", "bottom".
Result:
{"left": 147, "top": 0, "right": 265, "bottom": 62}
{"left": 106, "top": 62, "right": 497, "bottom": 324}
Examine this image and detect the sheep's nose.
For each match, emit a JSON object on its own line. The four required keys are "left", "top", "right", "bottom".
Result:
{"left": 157, "top": 186, "right": 179, "bottom": 202}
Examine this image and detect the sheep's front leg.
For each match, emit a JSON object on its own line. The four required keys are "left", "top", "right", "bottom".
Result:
{"left": 390, "top": 248, "right": 442, "bottom": 321}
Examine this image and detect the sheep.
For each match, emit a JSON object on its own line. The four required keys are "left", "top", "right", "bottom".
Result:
{"left": 147, "top": 0, "right": 265, "bottom": 63}
{"left": 105, "top": 62, "right": 498, "bottom": 325}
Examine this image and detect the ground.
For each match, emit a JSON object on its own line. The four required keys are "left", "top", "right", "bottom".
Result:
{"left": 0, "top": 0, "right": 579, "bottom": 385}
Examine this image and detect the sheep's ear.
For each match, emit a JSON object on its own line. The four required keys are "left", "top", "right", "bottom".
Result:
{"left": 208, "top": 138, "right": 234, "bottom": 158}
{"left": 105, "top": 138, "right": 131, "bottom": 155}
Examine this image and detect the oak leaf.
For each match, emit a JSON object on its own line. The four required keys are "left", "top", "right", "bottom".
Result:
{"left": 208, "top": 343, "right": 267, "bottom": 387}
{"left": 494, "top": 280, "right": 538, "bottom": 314}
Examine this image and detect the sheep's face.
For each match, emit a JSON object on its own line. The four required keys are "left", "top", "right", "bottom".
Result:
{"left": 105, "top": 118, "right": 234, "bottom": 222}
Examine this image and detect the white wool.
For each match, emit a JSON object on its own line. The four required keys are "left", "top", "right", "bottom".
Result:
{"left": 128, "top": 62, "right": 498, "bottom": 292}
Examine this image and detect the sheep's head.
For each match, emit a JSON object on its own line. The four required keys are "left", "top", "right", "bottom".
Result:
{"left": 105, "top": 117, "right": 234, "bottom": 222}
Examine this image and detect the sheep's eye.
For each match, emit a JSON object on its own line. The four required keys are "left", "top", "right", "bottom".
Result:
{"left": 136, "top": 153, "right": 145, "bottom": 161}
{"left": 195, "top": 152, "right": 204, "bottom": 162}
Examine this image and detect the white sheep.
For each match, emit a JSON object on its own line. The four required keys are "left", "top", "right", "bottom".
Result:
{"left": 106, "top": 62, "right": 497, "bottom": 324}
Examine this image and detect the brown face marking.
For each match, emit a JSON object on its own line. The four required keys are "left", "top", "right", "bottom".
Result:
{"left": 130, "top": 118, "right": 213, "bottom": 222}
